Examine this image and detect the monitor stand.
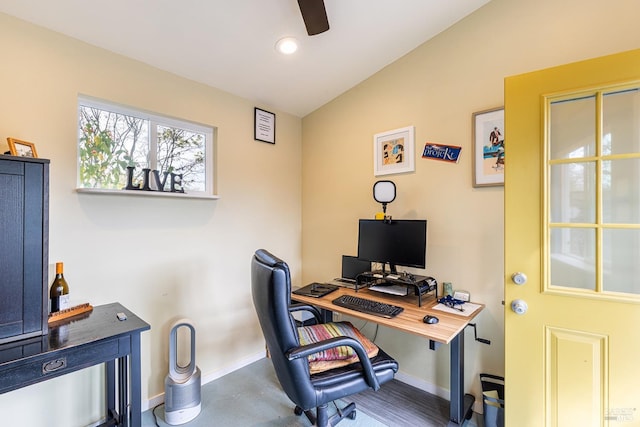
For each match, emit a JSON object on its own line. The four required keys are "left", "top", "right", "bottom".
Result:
{"left": 355, "top": 272, "right": 437, "bottom": 307}
{"left": 382, "top": 263, "right": 398, "bottom": 274}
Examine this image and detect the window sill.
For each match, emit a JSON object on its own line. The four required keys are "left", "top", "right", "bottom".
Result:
{"left": 76, "top": 188, "right": 220, "bottom": 200}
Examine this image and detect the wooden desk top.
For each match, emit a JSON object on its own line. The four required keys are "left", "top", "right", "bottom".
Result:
{"left": 291, "top": 287, "right": 484, "bottom": 344}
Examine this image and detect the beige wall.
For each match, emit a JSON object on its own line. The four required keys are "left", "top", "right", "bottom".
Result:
{"left": 1, "top": 0, "right": 639, "bottom": 424}
{"left": 0, "top": 13, "right": 301, "bottom": 426}
{"left": 301, "top": 0, "right": 640, "bottom": 405}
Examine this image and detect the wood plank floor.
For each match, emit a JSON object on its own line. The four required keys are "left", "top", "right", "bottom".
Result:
{"left": 349, "top": 378, "right": 481, "bottom": 427}
{"left": 143, "top": 358, "right": 482, "bottom": 427}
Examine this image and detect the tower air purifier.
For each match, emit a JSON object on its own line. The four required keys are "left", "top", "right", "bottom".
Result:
{"left": 164, "top": 319, "right": 202, "bottom": 425}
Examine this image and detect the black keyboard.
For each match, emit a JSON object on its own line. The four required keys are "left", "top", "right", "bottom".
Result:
{"left": 332, "top": 295, "right": 404, "bottom": 318}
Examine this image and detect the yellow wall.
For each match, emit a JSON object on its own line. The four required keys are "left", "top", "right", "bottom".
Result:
{"left": 301, "top": 0, "right": 640, "bottom": 404}
{"left": 0, "top": 13, "right": 302, "bottom": 426}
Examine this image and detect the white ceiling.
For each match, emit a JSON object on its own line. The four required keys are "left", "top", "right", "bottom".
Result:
{"left": 0, "top": 0, "right": 490, "bottom": 117}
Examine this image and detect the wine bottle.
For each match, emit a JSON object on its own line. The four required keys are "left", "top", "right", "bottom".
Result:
{"left": 50, "top": 262, "right": 70, "bottom": 313}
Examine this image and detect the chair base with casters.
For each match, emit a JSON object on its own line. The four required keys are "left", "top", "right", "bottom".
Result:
{"left": 295, "top": 347, "right": 397, "bottom": 426}
{"left": 251, "top": 249, "right": 399, "bottom": 427}
{"left": 294, "top": 402, "right": 356, "bottom": 426}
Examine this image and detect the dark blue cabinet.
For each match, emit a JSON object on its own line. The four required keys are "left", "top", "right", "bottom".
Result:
{"left": 0, "top": 156, "right": 49, "bottom": 344}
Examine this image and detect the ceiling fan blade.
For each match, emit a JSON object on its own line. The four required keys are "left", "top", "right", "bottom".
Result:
{"left": 297, "top": 0, "right": 330, "bottom": 36}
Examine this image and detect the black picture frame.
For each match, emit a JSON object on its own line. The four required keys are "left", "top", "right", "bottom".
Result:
{"left": 254, "top": 107, "right": 276, "bottom": 144}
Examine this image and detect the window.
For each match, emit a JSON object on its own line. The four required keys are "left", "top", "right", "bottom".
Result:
{"left": 546, "top": 86, "right": 640, "bottom": 297}
{"left": 77, "top": 96, "right": 215, "bottom": 197}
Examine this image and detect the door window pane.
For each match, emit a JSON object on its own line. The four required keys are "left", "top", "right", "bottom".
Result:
{"left": 549, "top": 96, "right": 596, "bottom": 160}
{"left": 602, "top": 228, "right": 640, "bottom": 294}
{"left": 550, "top": 162, "right": 596, "bottom": 223}
{"left": 602, "top": 159, "right": 640, "bottom": 224}
{"left": 602, "top": 89, "right": 640, "bottom": 155}
{"left": 550, "top": 227, "right": 595, "bottom": 290}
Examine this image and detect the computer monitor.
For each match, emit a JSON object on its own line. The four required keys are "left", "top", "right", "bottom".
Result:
{"left": 341, "top": 255, "right": 371, "bottom": 281}
{"left": 357, "top": 219, "right": 427, "bottom": 273}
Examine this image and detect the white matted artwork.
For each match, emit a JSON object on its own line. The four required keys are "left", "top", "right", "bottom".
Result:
{"left": 472, "top": 107, "right": 504, "bottom": 187}
{"left": 373, "top": 126, "right": 415, "bottom": 176}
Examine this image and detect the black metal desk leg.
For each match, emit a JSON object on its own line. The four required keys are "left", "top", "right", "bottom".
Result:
{"left": 448, "top": 329, "right": 475, "bottom": 426}
{"left": 319, "top": 308, "right": 334, "bottom": 323}
{"left": 450, "top": 330, "right": 464, "bottom": 424}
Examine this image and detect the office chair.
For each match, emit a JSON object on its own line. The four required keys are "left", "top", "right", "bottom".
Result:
{"left": 251, "top": 249, "right": 398, "bottom": 427}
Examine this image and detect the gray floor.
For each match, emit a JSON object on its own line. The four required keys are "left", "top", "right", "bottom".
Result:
{"left": 143, "top": 358, "right": 481, "bottom": 426}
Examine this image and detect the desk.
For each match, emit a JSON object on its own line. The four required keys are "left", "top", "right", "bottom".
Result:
{"left": 0, "top": 303, "right": 150, "bottom": 427}
{"left": 291, "top": 287, "right": 483, "bottom": 426}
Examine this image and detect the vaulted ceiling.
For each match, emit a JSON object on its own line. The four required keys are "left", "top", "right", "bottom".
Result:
{"left": 0, "top": 0, "right": 490, "bottom": 117}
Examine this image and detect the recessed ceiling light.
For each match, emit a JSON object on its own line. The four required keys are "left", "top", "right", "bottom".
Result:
{"left": 275, "top": 37, "right": 298, "bottom": 55}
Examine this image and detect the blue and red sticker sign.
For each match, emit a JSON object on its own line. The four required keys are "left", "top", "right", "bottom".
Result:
{"left": 422, "top": 143, "right": 461, "bottom": 163}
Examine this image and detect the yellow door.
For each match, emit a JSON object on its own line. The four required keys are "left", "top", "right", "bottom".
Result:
{"left": 505, "top": 49, "right": 640, "bottom": 426}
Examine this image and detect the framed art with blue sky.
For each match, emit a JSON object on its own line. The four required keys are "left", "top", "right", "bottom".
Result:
{"left": 373, "top": 125, "right": 415, "bottom": 176}
{"left": 472, "top": 107, "right": 504, "bottom": 187}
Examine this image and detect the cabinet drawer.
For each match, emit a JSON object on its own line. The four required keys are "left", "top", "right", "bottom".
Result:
{"left": 0, "top": 338, "right": 121, "bottom": 393}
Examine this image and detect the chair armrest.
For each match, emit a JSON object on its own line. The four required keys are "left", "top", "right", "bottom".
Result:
{"left": 289, "top": 303, "right": 322, "bottom": 324}
{"left": 286, "top": 336, "right": 381, "bottom": 391}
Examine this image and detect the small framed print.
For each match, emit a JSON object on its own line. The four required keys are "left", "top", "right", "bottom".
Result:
{"left": 373, "top": 126, "right": 415, "bottom": 176}
{"left": 254, "top": 107, "right": 276, "bottom": 144}
{"left": 472, "top": 107, "right": 504, "bottom": 187}
{"left": 7, "top": 137, "right": 38, "bottom": 158}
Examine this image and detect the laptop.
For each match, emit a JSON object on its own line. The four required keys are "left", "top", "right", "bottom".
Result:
{"left": 329, "top": 255, "right": 371, "bottom": 288}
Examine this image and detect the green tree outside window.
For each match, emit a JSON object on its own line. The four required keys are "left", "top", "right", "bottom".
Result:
{"left": 78, "top": 101, "right": 209, "bottom": 193}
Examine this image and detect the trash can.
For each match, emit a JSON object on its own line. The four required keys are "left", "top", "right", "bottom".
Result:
{"left": 480, "top": 373, "right": 504, "bottom": 427}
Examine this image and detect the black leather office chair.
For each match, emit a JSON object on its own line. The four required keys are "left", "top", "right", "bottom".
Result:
{"left": 251, "top": 249, "right": 399, "bottom": 427}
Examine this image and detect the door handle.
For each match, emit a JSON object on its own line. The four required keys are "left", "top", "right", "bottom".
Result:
{"left": 511, "top": 272, "right": 527, "bottom": 285}
{"left": 511, "top": 299, "right": 528, "bottom": 315}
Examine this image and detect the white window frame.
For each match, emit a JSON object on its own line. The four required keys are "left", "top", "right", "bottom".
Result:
{"left": 76, "top": 95, "right": 217, "bottom": 199}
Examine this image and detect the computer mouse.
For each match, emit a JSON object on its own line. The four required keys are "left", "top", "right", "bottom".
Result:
{"left": 423, "top": 315, "right": 439, "bottom": 324}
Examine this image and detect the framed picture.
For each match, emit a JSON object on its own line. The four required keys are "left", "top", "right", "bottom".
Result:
{"left": 254, "top": 107, "right": 276, "bottom": 144}
{"left": 7, "top": 138, "right": 38, "bottom": 158}
{"left": 373, "top": 126, "right": 415, "bottom": 176}
{"left": 472, "top": 107, "right": 504, "bottom": 187}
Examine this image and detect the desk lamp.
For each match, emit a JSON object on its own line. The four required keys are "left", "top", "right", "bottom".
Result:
{"left": 373, "top": 180, "right": 396, "bottom": 221}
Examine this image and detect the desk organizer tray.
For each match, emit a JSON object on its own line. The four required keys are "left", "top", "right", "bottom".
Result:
{"left": 293, "top": 283, "right": 338, "bottom": 298}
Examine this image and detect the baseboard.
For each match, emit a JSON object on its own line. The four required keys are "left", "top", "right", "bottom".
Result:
{"left": 395, "top": 370, "right": 483, "bottom": 414}
{"left": 144, "top": 354, "right": 482, "bottom": 415}
{"left": 143, "top": 351, "right": 266, "bottom": 411}
{"left": 395, "top": 370, "right": 450, "bottom": 400}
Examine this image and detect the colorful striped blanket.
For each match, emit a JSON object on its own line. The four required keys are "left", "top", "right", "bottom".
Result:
{"left": 298, "top": 321, "right": 379, "bottom": 373}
